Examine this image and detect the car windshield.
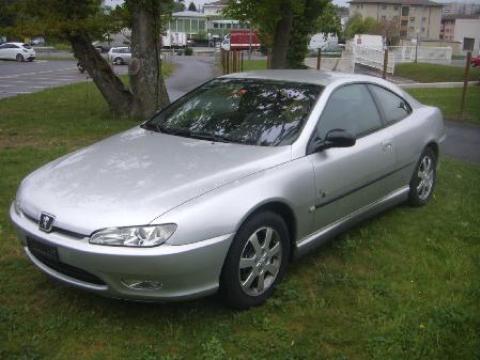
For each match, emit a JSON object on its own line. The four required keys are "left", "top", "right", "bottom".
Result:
{"left": 146, "top": 78, "right": 322, "bottom": 146}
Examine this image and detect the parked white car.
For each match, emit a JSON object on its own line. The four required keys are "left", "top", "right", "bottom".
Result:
{"left": 108, "top": 47, "right": 131, "bottom": 65}
{"left": 0, "top": 42, "right": 36, "bottom": 62}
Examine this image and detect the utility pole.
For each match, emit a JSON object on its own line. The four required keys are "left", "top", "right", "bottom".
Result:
{"left": 460, "top": 51, "right": 472, "bottom": 120}
{"left": 415, "top": 31, "right": 419, "bottom": 63}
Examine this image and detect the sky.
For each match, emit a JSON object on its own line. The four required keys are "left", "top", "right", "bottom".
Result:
{"left": 104, "top": 0, "right": 480, "bottom": 8}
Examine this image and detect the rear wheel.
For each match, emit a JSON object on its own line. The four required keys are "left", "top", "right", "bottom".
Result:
{"left": 408, "top": 147, "right": 437, "bottom": 206}
{"left": 16, "top": 54, "right": 24, "bottom": 62}
{"left": 220, "top": 211, "right": 290, "bottom": 309}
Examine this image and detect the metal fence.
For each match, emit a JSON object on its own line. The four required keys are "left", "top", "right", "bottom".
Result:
{"left": 389, "top": 46, "right": 452, "bottom": 64}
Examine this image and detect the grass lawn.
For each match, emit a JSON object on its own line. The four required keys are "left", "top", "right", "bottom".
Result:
{"left": 395, "top": 63, "right": 480, "bottom": 83}
{"left": 1, "top": 79, "right": 480, "bottom": 359}
{"left": 407, "top": 87, "right": 480, "bottom": 124}
{"left": 243, "top": 59, "right": 267, "bottom": 71}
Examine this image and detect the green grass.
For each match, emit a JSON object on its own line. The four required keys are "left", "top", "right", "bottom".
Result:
{"left": 407, "top": 87, "right": 480, "bottom": 124}
{"left": 1, "top": 78, "right": 480, "bottom": 359}
{"left": 243, "top": 59, "right": 267, "bottom": 71}
{"left": 395, "top": 63, "right": 480, "bottom": 83}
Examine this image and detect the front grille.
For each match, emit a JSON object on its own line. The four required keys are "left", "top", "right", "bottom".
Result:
{"left": 27, "top": 237, "right": 106, "bottom": 286}
{"left": 23, "top": 212, "right": 86, "bottom": 239}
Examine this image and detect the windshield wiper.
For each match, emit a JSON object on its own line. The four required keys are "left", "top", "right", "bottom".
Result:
{"left": 143, "top": 124, "right": 237, "bottom": 143}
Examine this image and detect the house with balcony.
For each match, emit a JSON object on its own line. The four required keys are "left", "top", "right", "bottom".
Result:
{"left": 348, "top": 0, "right": 443, "bottom": 40}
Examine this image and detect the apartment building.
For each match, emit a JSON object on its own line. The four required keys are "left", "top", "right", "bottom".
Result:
{"left": 441, "top": 15, "right": 480, "bottom": 53}
{"left": 349, "top": 0, "right": 443, "bottom": 40}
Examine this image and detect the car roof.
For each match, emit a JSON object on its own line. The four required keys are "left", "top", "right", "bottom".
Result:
{"left": 5, "top": 42, "right": 27, "bottom": 46}
{"left": 221, "top": 70, "right": 422, "bottom": 108}
{"left": 222, "top": 69, "right": 392, "bottom": 87}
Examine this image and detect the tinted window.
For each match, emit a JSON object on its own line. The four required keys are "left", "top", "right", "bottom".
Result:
{"left": 148, "top": 78, "right": 323, "bottom": 146}
{"left": 22, "top": 44, "right": 32, "bottom": 49}
{"left": 369, "top": 85, "right": 411, "bottom": 124}
{"left": 316, "top": 84, "right": 382, "bottom": 139}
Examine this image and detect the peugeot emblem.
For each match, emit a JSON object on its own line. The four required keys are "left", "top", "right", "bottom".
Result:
{"left": 39, "top": 213, "right": 55, "bottom": 233}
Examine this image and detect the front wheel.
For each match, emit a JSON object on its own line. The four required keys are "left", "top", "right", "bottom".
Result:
{"left": 220, "top": 211, "right": 290, "bottom": 309}
{"left": 408, "top": 147, "right": 437, "bottom": 206}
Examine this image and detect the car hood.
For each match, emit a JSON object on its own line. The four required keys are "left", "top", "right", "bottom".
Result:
{"left": 18, "top": 127, "right": 291, "bottom": 236}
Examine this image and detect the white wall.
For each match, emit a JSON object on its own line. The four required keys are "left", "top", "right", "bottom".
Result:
{"left": 454, "top": 19, "right": 480, "bottom": 54}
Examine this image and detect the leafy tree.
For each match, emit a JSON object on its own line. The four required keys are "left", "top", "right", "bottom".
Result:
{"left": 224, "top": 0, "right": 340, "bottom": 69}
{"left": 343, "top": 14, "right": 379, "bottom": 39}
{"left": 188, "top": 2, "right": 197, "bottom": 11}
{"left": 173, "top": 0, "right": 186, "bottom": 12}
{"left": 1, "top": 0, "right": 171, "bottom": 119}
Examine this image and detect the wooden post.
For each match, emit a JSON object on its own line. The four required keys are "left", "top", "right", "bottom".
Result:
{"left": 460, "top": 51, "right": 472, "bottom": 120}
{"left": 226, "top": 50, "right": 230, "bottom": 74}
{"left": 240, "top": 51, "right": 244, "bottom": 72}
{"left": 316, "top": 48, "right": 322, "bottom": 70}
{"left": 221, "top": 49, "right": 225, "bottom": 74}
{"left": 382, "top": 48, "right": 388, "bottom": 79}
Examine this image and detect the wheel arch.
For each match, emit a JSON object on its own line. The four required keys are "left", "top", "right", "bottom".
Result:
{"left": 238, "top": 200, "right": 297, "bottom": 260}
{"left": 426, "top": 141, "right": 439, "bottom": 159}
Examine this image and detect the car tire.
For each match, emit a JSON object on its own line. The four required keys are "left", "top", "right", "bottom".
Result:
{"left": 408, "top": 147, "right": 437, "bottom": 207}
{"left": 220, "top": 211, "right": 290, "bottom": 309}
{"left": 16, "top": 54, "right": 24, "bottom": 62}
{"left": 113, "top": 57, "right": 123, "bottom": 65}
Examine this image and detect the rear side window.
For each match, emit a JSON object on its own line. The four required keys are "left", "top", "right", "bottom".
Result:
{"left": 22, "top": 44, "right": 32, "bottom": 49}
{"left": 316, "top": 84, "right": 382, "bottom": 139}
{"left": 369, "top": 85, "right": 411, "bottom": 124}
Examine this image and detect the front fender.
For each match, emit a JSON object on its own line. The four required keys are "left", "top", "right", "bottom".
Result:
{"left": 155, "top": 157, "right": 316, "bottom": 246}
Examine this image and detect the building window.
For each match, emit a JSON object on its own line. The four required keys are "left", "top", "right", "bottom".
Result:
{"left": 402, "top": 7, "right": 409, "bottom": 16}
{"left": 401, "top": 20, "right": 408, "bottom": 26}
{"left": 382, "top": 5, "right": 387, "bottom": 9}
{"left": 381, "top": 15, "right": 387, "bottom": 21}
{"left": 213, "top": 23, "right": 218, "bottom": 29}
{"left": 410, "top": 17, "right": 415, "bottom": 22}
{"left": 421, "top": 27, "right": 425, "bottom": 32}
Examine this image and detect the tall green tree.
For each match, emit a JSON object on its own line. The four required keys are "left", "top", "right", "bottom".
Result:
{"left": 1, "top": 0, "right": 171, "bottom": 119}
{"left": 188, "top": 2, "right": 197, "bottom": 11}
{"left": 224, "top": 0, "right": 340, "bottom": 69}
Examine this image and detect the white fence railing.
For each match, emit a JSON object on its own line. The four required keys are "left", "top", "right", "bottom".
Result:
{"left": 352, "top": 45, "right": 395, "bottom": 74}
{"left": 352, "top": 45, "right": 453, "bottom": 74}
{"left": 389, "top": 46, "right": 452, "bottom": 64}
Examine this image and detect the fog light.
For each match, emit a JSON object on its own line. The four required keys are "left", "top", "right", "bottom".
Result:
{"left": 122, "top": 279, "right": 163, "bottom": 291}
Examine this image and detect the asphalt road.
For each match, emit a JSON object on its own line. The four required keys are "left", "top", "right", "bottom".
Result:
{"left": 0, "top": 59, "right": 127, "bottom": 99}
{"left": 0, "top": 57, "right": 478, "bottom": 164}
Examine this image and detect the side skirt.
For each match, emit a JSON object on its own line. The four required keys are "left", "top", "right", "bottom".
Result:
{"left": 294, "top": 186, "right": 410, "bottom": 259}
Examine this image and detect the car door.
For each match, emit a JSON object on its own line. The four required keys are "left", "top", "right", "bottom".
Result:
{"left": 0, "top": 44, "right": 12, "bottom": 59}
{"left": 367, "top": 84, "right": 418, "bottom": 189}
{"left": 308, "top": 83, "right": 398, "bottom": 230}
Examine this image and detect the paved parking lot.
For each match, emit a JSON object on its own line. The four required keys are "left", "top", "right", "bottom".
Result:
{"left": 0, "top": 60, "right": 127, "bottom": 99}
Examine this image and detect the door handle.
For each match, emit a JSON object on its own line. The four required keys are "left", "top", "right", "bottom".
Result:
{"left": 382, "top": 140, "right": 393, "bottom": 152}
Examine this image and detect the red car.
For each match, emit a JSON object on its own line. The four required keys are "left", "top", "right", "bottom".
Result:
{"left": 471, "top": 55, "right": 480, "bottom": 67}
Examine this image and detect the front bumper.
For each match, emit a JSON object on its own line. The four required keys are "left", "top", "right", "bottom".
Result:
{"left": 10, "top": 204, "right": 233, "bottom": 301}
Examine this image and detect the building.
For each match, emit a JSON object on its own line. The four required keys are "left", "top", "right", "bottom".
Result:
{"left": 442, "top": 2, "right": 480, "bottom": 16}
{"left": 168, "top": 10, "right": 248, "bottom": 41}
{"left": 440, "top": 15, "right": 480, "bottom": 53}
{"left": 348, "top": 0, "right": 443, "bottom": 40}
{"left": 203, "top": 0, "right": 228, "bottom": 16}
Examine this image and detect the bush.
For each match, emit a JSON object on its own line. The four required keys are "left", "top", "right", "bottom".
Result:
{"left": 184, "top": 47, "right": 193, "bottom": 56}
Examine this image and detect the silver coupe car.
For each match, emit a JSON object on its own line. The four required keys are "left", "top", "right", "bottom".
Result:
{"left": 10, "top": 71, "right": 446, "bottom": 309}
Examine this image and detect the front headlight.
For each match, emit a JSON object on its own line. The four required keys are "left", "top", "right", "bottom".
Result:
{"left": 89, "top": 224, "right": 176, "bottom": 247}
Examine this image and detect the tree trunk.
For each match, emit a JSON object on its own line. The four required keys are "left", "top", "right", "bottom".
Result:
{"left": 270, "top": 1, "right": 294, "bottom": 69}
{"left": 69, "top": 31, "right": 134, "bottom": 116}
{"left": 127, "top": 0, "right": 170, "bottom": 119}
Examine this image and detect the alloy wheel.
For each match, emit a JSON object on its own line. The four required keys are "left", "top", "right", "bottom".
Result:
{"left": 238, "top": 226, "right": 282, "bottom": 296}
{"left": 416, "top": 155, "right": 434, "bottom": 201}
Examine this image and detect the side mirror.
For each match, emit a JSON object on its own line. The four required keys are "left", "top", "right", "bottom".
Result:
{"left": 311, "top": 129, "right": 356, "bottom": 152}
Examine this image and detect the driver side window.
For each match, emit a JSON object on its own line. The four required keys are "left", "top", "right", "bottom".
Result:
{"left": 316, "top": 84, "right": 382, "bottom": 139}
